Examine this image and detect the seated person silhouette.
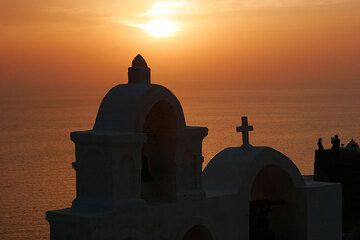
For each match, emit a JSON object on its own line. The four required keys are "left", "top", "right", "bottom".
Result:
{"left": 331, "top": 135, "right": 341, "bottom": 151}
{"left": 317, "top": 138, "right": 324, "bottom": 151}
{"left": 250, "top": 200, "right": 277, "bottom": 240}
{"left": 141, "top": 145, "right": 154, "bottom": 182}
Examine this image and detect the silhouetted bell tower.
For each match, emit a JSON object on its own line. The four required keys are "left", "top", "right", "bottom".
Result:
{"left": 128, "top": 54, "right": 151, "bottom": 84}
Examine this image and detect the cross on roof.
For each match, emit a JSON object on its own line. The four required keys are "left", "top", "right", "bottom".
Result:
{"left": 236, "top": 116, "right": 254, "bottom": 146}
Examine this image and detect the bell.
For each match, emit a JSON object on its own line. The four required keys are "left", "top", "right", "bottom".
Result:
{"left": 141, "top": 155, "right": 154, "bottom": 182}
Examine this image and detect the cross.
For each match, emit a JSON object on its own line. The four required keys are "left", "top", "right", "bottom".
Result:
{"left": 236, "top": 116, "right": 254, "bottom": 146}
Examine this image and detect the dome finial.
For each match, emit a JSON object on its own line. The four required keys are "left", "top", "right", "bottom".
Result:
{"left": 128, "top": 54, "right": 151, "bottom": 84}
{"left": 132, "top": 54, "right": 148, "bottom": 68}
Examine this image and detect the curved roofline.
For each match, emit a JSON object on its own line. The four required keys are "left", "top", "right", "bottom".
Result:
{"left": 133, "top": 84, "right": 186, "bottom": 132}
{"left": 203, "top": 146, "right": 305, "bottom": 197}
{"left": 93, "top": 83, "right": 186, "bottom": 132}
{"left": 239, "top": 147, "right": 305, "bottom": 195}
{"left": 174, "top": 217, "right": 218, "bottom": 240}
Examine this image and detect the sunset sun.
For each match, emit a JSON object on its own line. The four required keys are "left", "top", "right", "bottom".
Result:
{"left": 120, "top": 1, "right": 184, "bottom": 38}
{"left": 141, "top": 18, "right": 177, "bottom": 38}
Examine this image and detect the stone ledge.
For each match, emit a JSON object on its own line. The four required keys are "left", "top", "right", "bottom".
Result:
{"left": 70, "top": 130, "right": 146, "bottom": 146}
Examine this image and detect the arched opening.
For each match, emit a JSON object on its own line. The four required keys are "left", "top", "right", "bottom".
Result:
{"left": 141, "top": 100, "right": 178, "bottom": 203}
{"left": 183, "top": 225, "right": 214, "bottom": 240}
{"left": 249, "top": 165, "right": 298, "bottom": 240}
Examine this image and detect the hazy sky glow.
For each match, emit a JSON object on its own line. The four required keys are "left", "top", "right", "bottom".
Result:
{"left": 117, "top": 0, "right": 354, "bottom": 37}
{"left": 0, "top": 0, "right": 359, "bottom": 91}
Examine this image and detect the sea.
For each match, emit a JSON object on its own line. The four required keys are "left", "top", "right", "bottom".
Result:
{"left": 0, "top": 87, "right": 359, "bottom": 239}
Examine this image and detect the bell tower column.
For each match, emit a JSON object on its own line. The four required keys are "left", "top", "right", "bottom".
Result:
{"left": 176, "top": 126, "right": 208, "bottom": 200}
{"left": 70, "top": 130, "right": 146, "bottom": 209}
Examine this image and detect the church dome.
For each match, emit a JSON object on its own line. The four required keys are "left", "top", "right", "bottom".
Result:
{"left": 203, "top": 146, "right": 305, "bottom": 197}
{"left": 93, "top": 55, "right": 185, "bottom": 132}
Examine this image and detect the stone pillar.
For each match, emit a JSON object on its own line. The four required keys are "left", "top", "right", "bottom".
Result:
{"left": 176, "top": 126, "right": 208, "bottom": 200}
{"left": 70, "top": 130, "right": 146, "bottom": 209}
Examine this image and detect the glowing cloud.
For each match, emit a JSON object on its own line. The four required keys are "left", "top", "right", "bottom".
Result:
{"left": 147, "top": 1, "right": 191, "bottom": 16}
{"left": 116, "top": 1, "right": 191, "bottom": 38}
{"left": 139, "top": 18, "right": 178, "bottom": 38}
{"left": 115, "top": 0, "right": 351, "bottom": 37}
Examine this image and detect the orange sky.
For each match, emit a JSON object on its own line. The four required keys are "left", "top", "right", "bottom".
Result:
{"left": 1, "top": 0, "right": 360, "bottom": 91}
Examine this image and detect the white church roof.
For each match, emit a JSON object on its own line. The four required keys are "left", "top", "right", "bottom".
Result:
{"left": 203, "top": 145, "right": 305, "bottom": 197}
{"left": 93, "top": 55, "right": 186, "bottom": 132}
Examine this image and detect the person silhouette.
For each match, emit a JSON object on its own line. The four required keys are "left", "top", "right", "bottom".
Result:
{"left": 317, "top": 138, "right": 324, "bottom": 151}
{"left": 331, "top": 135, "right": 341, "bottom": 151}
{"left": 250, "top": 200, "right": 276, "bottom": 240}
